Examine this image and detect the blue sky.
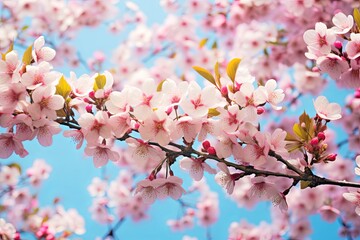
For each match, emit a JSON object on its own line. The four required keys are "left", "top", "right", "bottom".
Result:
{"left": 2, "top": 1, "right": 355, "bottom": 239}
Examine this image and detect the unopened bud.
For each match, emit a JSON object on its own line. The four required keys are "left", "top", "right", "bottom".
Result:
{"left": 317, "top": 132, "right": 326, "bottom": 141}
{"left": 312, "top": 67, "right": 320, "bottom": 72}
{"left": 334, "top": 40, "right": 342, "bottom": 49}
{"left": 326, "top": 153, "right": 337, "bottom": 161}
{"left": 134, "top": 123, "right": 140, "bottom": 130}
{"left": 207, "top": 146, "right": 217, "bottom": 155}
{"left": 148, "top": 173, "right": 156, "bottom": 181}
{"left": 89, "top": 91, "right": 95, "bottom": 99}
{"left": 85, "top": 104, "right": 93, "bottom": 113}
{"left": 355, "top": 90, "right": 360, "bottom": 99}
{"left": 310, "top": 137, "right": 319, "bottom": 146}
{"left": 46, "top": 234, "right": 55, "bottom": 240}
{"left": 14, "top": 232, "right": 21, "bottom": 240}
{"left": 221, "top": 86, "right": 228, "bottom": 96}
{"left": 165, "top": 107, "right": 173, "bottom": 115}
{"left": 202, "top": 140, "right": 211, "bottom": 150}
{"left": 257, "top": 107, "right": 265, "bottom": 115}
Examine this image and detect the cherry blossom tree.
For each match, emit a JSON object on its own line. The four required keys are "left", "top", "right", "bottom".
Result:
{"left": 2, "top": 0, "right": 360, "bottom": 239}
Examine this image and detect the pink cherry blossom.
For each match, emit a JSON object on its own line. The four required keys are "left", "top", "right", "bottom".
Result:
{"left": 156, "top": 176, "right": 186, "bottom": 200}
{"left": 78, "top": 111, "right": 112, "bottom": 144}
{"left": 21, "top": 62, "right": 61, "bottom": 90}
{"left": 138, "top": 109, "right": 174, "bottom": 146}
{"left": 0, "top": 218, "right": 16, "bottom": 239}
{"left": 84, "top": 140, "right": 120, "bottom": 168}
{"left": 180, "top": 81, "right": 220, "bottom": 118}
{"left": 331, "top": 12, "right": 354, "bottom": 34}
{"left": 0, "top": 165, "right": 20, "bottom": 186}
{"left": 303, "top": 22, "right": 336, "bottom": 55}
{"left": 125, "top": 138, "right": 165, "bottom": 172}
{"left": 26, "top": 159, "right": 52, "bottom": 186}
{"left": 0, "top": 132, "right": 28, "bottom": 158}
{"left": 249, "top": 177, "right": 288, "bottom": 212}
{"left": 345, "top": 33, "right": 360, "bottom": 59}
{"left": 27, "top": 86, "right": 65, "bottom": 120}
{"left": 215, "top": 162, "right": 235, "bottom": 194}
{"left": 135, "top": 179, "right": 161, "bottom": 205}
{"left": 313, "top": 96, "right": 342, "bottom": 121}
{"left": 343, "top": 190, "right": 360, "bottom": 215}
{"left": 317, "top": 54, "right": 349, "bottom": 80}
{"left": 0, "top": 51, "right": 21, "bottom": 84}
{"left": 63, "top": 129, "right": 84, "bottom": 149}
{"left": 33, "top": 119, "right": 62, "bottom": 147}
{"left": 355, "top": 155, "right": 360, "bottom": 176}
{"left": 87, "top": 177, "right": 108, "bottom": 197}
{"left": 260, "top": 79, "right": 285, "bottom": 110}
{"left": 32, "top": 36, "right": 56, "bottom": 63}
{"left": 318, "top": 205, "right": 340, "bottom": 222}
{"left": 180, "top": 157, "right": 216, "bottom": 181}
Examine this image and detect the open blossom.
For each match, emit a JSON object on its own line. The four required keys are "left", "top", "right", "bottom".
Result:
{"left": 356, "top": 155, "right": 360, "bottom": 176}
{"left": 345, "top": 33, "right": 360, "bottom": 60}
{"left": 156, "top": 176, "right": 186, "bottom": 200}
{"left": 32, "top": 36, "right": 56, "bottom": 63}
{"left": 316, "top": 54, "right": 349, "bottom": 80}
{"left": 215, "top": 162, "right": 235, "bottom": 194}
{"left": 313, "top": 96, "right": 341, "bottom": 120}
{"left": 249, "top": 177, "right": 288, "bottom": 212}
{"left": 180, "top": 81, "right": 220, "bottom": 118}
{"left": 87, "top": 177, "right": 108, "bottom": 197}
{"left": 0, "top": 132, "right": 28, "bottom": 158}
{"left": 84, "top": 140, "right": 120, "bottom": 168}
{"left": 180, "top": 157, "right": 216, "bottom": 181}
{"left": 331, "top": 12, "right": 353, "bottom": 34}
{"left": 343, "top": 190, "right": 360, "bottom": 215}
{"left": 26, "top": 159, "right": 52, "bottom": 186}
{"left": 260, "top": 79, "right": 285, "bottom": 110}
{"left": 303, "top": 22, "right": 336, "bottom": 55}
{"left": 21, "top": 62, "right": 61, "bottom": 90}
{"left": 138, "top": 109, "right": 174, "bottom": 146}
{"left": 78, "top": 111, "right": 112, "bottom": 144}
{"left": 0, "top": 218, "right": 16, "bottom": 239}
{"left": 0, "top": 165, "right": 20, "bottom": 186}
{"left": 27, "top": 86, "right": 65, "bottom": 120}
{"left": 135, "top": 179, "right": 161, "bottom": 205}
{"left": 0, "top": 50, "right": 21, "bottom": 84}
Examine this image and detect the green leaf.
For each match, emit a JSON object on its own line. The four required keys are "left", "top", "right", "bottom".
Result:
{"left": 300, "top": 180, "right": 311, "bottom": 189}
{"left": 55, "top": 75, "right": 72, "bottom": 99}
{"left": 192, "top": 66, "right": 216, "bottom": 85}
{"left": 7, "top": 163, "right": 22, "bottom": 174}
{"left": 354, "top": 8, "right": 360, "bottom": 29}
{"left": 214, "top": 62, "right": 221, "bottom": 88}
{"left": 1, "top": 42, "right": 14, "bottom": 60}
{"left": 199, "top": 38, "right": 208, "bottom": 48}
{"left": 208, "top": 108, "right": 220, "bottom": 117}
{"left": 226, "top": 58, "right": 241, "bottom": 82}
{"left": 21, "top": 25, "right": 29, "bottom": 31}
{"left": 292, "top": 123, "right": 306, "bottom": 140}
{"left": 211, "top": 41, "right": 217, "bottom": 49}
{"left": 157, "top": 79, "right": 166, "bottom": 92}
{"left": 93, "top": 74, "right": 106, "bottom": 91}
{"left": 22, "top": 44, "right": 33, "bottom": 65}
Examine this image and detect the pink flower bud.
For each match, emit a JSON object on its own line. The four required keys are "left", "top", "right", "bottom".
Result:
{"left": 334, "top": 40, "right": 342, "bottom": 49}
{"left": 94, "top": 51, "right": 105, "bottom": 62}
{"left": 46, "top": 234, "right": 55, "bottom": 240}
{"left": 36, "top": 231, "right": 44, "bottom": 238}
{"left": 317, "top": 132, "right": 326, "bottom": 141}
{"left": 310, "top": 137, "right": 319, "bottom": 146}
{"left": 355, "top": 90, "right": 360, "bottom": 98}
{"left": 89, "top": 91, "right": 95, "bottom": 99}
{"left": 221, "top": 86, "right": 228, "bottom": 96}
{"left": 207, "top": 146, "right": 216, "bottom": 155}
{"left": 326, "top": 153, "right": 337, "bottom": 161}
{"left": 202, "top": 140, "right": 211, "bottom": 150}
{"left": 257, "top": 107, "right": 265, "bottom": 115}
{"left": 85, "top": 105, "right": 93, "bottom": 113}
{"left": 166, "top": 107, "right": 173, "bottom": 115}
{"left": 134, "top": 123, "right": 140, "bottom": 130}
{"left": 14, "top": 232, "right": 21, "bottom": 240}
{"left": 312, "top": 67, "right": 320, "bottom": 72}
{"left": 148, "top": 173, "right": 156, "bottom": 181}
